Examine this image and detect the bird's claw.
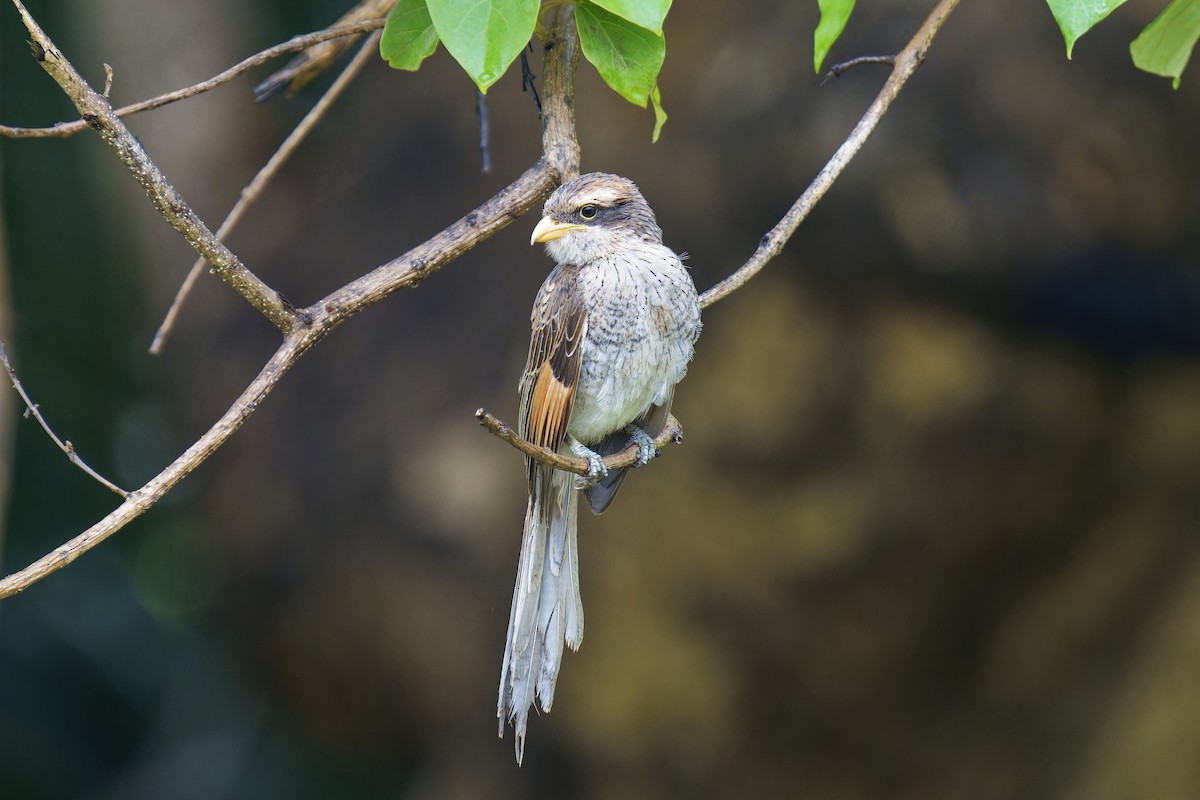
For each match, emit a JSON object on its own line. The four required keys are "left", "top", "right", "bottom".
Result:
{"left": 625, "top": 425, "right": 658, "bottom": 468}
{"left": 570, "top": 442, "right": 608, "bottom": 489}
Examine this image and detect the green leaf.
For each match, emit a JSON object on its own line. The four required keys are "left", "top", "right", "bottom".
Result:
{"left": 1131, "top": 0, "right": 1200, "bottom": 88}
{"left": 380, "top": 0, "right": 440, "bottom": 71}
{"left": 1046, "top": 0, "right": 1128, "bottom": 58}
{"left": 588, "top": 0, "right": 672, "bottom": 35}
{"left": 576, "top": 0, "right": 666, "bottom": 107}
{"left": 426, "top": 0, "right": 539, "bottom": 92}
{"left": 650, "top": 85, "right": 667, "bottom": 143}
{"left": 814, "top": 0, "right": 856, "bottom": 73}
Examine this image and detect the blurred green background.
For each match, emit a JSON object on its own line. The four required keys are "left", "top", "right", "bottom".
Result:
{"left": 3, "top": 1, "right": 1200, "bottom": 797}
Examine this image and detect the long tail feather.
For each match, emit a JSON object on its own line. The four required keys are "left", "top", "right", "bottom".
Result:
{"left": 498, "top": 468, "right": 584, "bottom": 764}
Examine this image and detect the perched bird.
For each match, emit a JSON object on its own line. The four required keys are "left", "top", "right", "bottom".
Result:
{"left": 497, "top": 173, "right": 702, "bottom": 763}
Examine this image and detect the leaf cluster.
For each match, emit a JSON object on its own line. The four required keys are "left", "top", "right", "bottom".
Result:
{"left": 380, "top": 0, "right": 670, "bottom": 139}
{"left": 1049, "top": 0, "right": 1200, "bottom": 88}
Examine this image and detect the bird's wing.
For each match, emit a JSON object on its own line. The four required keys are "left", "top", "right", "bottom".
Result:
{"left": 519, "top": 265, "right": 586, "bottom": 471}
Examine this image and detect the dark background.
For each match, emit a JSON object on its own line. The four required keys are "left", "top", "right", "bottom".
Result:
{"left": 3, "top": 0, "right": 1200, "bottom": 797}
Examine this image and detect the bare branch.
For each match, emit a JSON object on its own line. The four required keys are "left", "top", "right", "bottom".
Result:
{"left": 699, "top": 0, "right": 963, "bottom": 309}
{"left": 476, "top": 409, "right": 684, "bottom": 475}
{"left": 520, "top": 48, "right": 542, "bottom": 118}
{"left": 12, "top": 0, "right": 300, "bottom": 333}
{"left": 0, "top": 341, "right": 128, "bottom": 497}
{"left": 822, "top": 55, "right": 897, "bottom": 83}
{"left": 0, "top": 19, "right": 387, "bottom": 139}
{"left": 151, "top": 30, "right": 384, "bottom": 355}
{"left": 254, "top": 0, "right": 396, "bottom": 101}
{"left": 0, "top": 5, "right": 582, "bottom": 599}
{"left": 0, "top": 336, "right": 305, "bottom": 598}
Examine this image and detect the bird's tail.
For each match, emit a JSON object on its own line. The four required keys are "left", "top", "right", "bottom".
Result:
{"left": 497, "top": 467, "right": 584, "bottom": 764}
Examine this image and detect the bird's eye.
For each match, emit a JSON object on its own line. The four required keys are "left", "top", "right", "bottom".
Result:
{"left": 578, "top": 204, "right": 598, "bottom": 220}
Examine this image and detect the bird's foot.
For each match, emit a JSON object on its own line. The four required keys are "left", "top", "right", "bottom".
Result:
{"left": 624, "top": 425, "right": 658, "bottom": 467}
{"left": 570, "top": 441, "right": 608, "bottom": 489}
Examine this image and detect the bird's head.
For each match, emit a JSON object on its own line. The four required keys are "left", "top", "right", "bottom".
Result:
{"left": 530, "top": 172, "right": 663, "bottom": 264}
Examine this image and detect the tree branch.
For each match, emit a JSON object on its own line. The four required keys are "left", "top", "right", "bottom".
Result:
{"left": 475, "top": 409, "right": 684, "bottom": 475}
{"left": 0, "top": 336, "right": 303, "bottom": 598}
{"left": 0, "top": 341, "right": 128, "bottom": 497}
{"left": 0, "top": 19, "right": 387, "bottom": 139}
{"left": 12, "top": 0, "right": 300, "bottom": 332}
{"left": 699, "top": 0, "right": 963, "bottom": 309}
{"left": 253, "top": 0, "right": 396, "bottom": 101}
{"left": 0, "top": 4, "right": 582, "bottom": 599}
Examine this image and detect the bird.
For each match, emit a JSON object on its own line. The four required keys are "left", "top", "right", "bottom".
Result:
{"left": 497, "top": 172, "right": 702, "bottom": 764}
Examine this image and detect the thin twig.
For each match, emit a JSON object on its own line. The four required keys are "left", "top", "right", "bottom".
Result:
{"left": 0, "top": 341, "right": 128, "bottom": 497}
{"left": 520, "top": 47, "right": 542, "bottom": 119}
{"left": 12, "top": 0, "right": 300, "bottom": 333}
{"left": 151, "top": 30, "right": 383, "bottom": 355}
{"left": 475, "top": 409, "right": 683, "bottom": 475}
{"left": 0, "top": 4, "right": 582, "bottom": 599}
{"left": 699, "top": 0, "right": 963, "bottom": 309}
{"left": 253, "top": 0, "right": 397, "bottom": 100}
{"left": 0, "top": 19, "right": 386, "bottom": 139}
{"left": 822, "top": 54, "right": 896, "bottom": 84}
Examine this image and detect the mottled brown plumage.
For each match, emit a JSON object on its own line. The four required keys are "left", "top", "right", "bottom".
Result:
{"left": 498, "top": 173, "right": 702, "bottom": 763}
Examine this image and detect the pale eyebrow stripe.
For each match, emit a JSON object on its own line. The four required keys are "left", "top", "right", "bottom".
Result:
{"left": 576, "top": 187, "right": 624, "bottom": 206}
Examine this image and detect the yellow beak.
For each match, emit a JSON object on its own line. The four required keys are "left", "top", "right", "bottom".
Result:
{"left": 531, "top": 216, "right": 585, "bottom": 245}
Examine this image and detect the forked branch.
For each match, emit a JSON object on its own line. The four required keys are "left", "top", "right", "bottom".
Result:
{"left": 151, "top": 30, "right": 385, "bottom": 355}
{"left": 11, "top": 0, "right": 299, "bottom": 332}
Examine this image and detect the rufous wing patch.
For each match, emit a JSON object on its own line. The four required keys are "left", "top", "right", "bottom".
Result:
{"left": 526, "top": 361, "right": 575, "bottom": 451}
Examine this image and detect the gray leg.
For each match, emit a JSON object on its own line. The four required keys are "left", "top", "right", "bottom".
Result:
{"left": 624, "top": 425, "right": 658, "bottom": 467}
{"left": 570, "top": 440, "right": 609, "bottom": 489}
